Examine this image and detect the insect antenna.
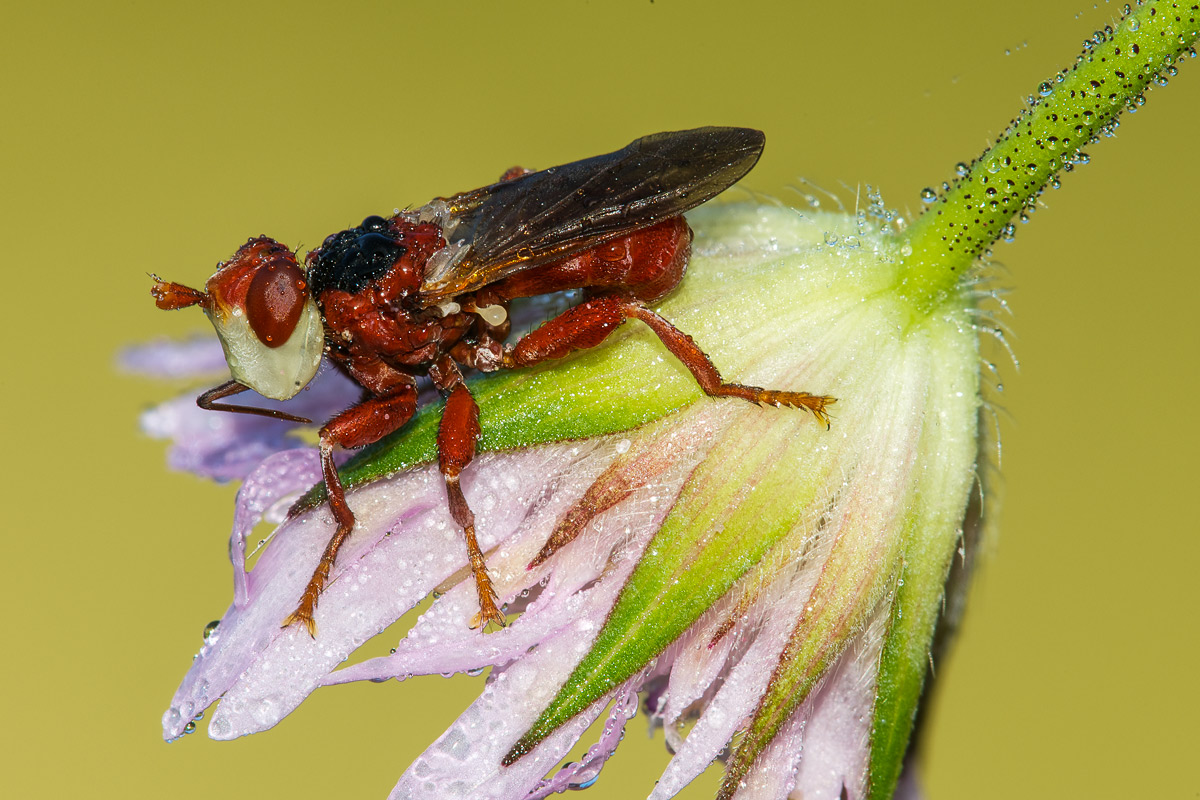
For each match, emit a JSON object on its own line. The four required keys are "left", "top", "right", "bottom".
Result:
{"left": 197, "top": 379, "right": 312, "bottom": 423}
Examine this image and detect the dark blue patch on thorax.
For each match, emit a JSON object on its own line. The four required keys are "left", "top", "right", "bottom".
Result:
{"left": 308, "top": 220, "right": 406, "bottom": 297}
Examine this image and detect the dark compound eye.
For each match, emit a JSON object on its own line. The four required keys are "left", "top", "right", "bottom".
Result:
{"left": 246, "top": 260, "right": 308, "bottom": 347}
{"left": 361, "top": 215, "right": 388, "bottom": 232}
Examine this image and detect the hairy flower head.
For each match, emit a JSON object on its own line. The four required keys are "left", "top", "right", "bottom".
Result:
{"left": 146, "top": 201, "right": 980, "bottom": 799}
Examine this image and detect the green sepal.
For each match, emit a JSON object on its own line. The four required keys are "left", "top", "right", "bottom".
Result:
{"left": 865, "top": 561, "right": 939, "bottom": 800}
{"left": 293, "top": 330, "right": 709, "bottom": 511}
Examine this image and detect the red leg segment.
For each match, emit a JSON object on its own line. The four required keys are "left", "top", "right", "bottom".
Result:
{"left": 437, "top": 382, "right": 506, "bottom": 630}
{"left": 504, "top": 293, "right": 834, "bottom": 425}
{"left": 282, "top": 383, "right": 419, "bottom": 637}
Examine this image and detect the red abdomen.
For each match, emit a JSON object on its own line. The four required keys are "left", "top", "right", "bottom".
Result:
{"left": 491, "top": 216, "right": 691, "bottom": 303}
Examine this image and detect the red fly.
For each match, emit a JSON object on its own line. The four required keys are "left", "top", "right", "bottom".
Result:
{"left": 151, "top": 127, "right": 833, "bottom": 637}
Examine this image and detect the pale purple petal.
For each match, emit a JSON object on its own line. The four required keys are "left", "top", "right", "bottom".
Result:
{"left": 119, "top": 337, "right": 229, "bottom": 378}
{"left": 140, "top": 364, "right": 359, "bottom": 482}
{"left": 892, "top": 761, "right": 923, "bottom": 800}
{"left": 526, "top": 681, "right": 641, "bottom": 797}
{"left": 648, "top": 561, "right": 825, "bottom": 800}
{"left": 164, "top": 467, "right": 444, "bottom": 741}
{"left": 328, "top": 406, "right": 729, "bottom": 685}
{"left": 325, "top": 537, "right": 630, "bottom": 685}
{"left": 165, "top": 407, "right": 729, "bottom": 800}
{"left": 214, "top": 442, "right": 643, "bottom": 738}
{"left": 166, "top": 436, "right": 647, "bottom": 741}
{"left": 228, "top": 449, "right": 323, "bottom": 608}
{"left": 657, "top": 593, "right": 741, "bottom": 729}
{"left": 785, "top": 604, "right": 888, "bottom": 800}
{"left": 389, "top": 642, "right": 633, "bottom": 800}
{"left": 737, "top": 604, "right": 889, "bottom": 800}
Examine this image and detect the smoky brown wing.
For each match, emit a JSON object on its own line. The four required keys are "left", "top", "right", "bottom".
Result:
{"left": 418, "top": 127, "right": 765, "bottom": 303}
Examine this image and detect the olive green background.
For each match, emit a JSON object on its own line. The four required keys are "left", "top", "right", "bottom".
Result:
{"left": 4, "top": 1, "right": 1196, "bottom": 798}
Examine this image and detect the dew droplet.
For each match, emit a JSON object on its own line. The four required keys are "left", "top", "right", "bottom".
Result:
{"left": 1037, "top": 81, "right": 1053, "bottom": 97}
{"left": 202, "top": 620, "right": 220, "bottom": 642}
{"left": 919, "top": 188, "right": 937, "bottom": 203}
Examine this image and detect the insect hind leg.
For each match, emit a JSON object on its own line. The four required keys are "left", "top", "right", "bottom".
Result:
{"left": 504, "top": 293, "right": 834, "bottom": 425}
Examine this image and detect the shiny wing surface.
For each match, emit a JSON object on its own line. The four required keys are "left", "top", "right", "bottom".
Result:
{"left": 418, "top": 127, "right": 765, "bottom": 303}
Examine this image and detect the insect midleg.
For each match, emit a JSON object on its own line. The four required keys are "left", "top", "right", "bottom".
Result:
{"left": 503, "top": 293, "right": 834, "bottom": 426}
{"left": 436, "top": 382, "right": 506, "bottom": 630}
{"left": 282, "top": 383, "right": 419, "bottom": 637}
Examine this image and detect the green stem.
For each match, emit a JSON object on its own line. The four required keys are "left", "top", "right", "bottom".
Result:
{"left": 898, "top": 1, "right": 1200, "bottom": 312}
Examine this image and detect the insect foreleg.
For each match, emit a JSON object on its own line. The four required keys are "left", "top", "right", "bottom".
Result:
{"left": 282, "top": 383, "right": 419, "bottom": 637}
